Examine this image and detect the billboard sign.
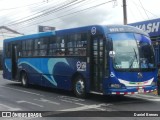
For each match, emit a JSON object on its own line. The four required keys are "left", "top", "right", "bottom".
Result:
{"left": 129, "top": 18, "right": 160, "bottom": 37}
{"left": 38, "top": 26, "right": 55, "bottom": 32}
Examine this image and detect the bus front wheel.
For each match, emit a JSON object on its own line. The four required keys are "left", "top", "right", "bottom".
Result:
{"left": 73, "top": 76, "right": 86, "bottom": 98}
{"left": 21, "top": 72, "right": 28, "bottom": 87}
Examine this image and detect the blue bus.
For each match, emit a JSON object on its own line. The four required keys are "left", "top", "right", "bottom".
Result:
{"left": 3, "top": 25, "right": 157, "bottom": 98}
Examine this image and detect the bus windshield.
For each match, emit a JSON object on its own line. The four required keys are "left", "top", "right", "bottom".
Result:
{"left": 108, "top": 33, "right": 156, "bottom": 70}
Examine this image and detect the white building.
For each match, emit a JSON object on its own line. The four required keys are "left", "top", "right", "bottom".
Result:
{"left": 0, "top": 26, "right": 23, "bottom": 50}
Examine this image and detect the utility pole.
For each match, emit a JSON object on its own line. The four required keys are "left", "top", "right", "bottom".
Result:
{"left": 123, "top": 0, "right": 127, "bottom": 25}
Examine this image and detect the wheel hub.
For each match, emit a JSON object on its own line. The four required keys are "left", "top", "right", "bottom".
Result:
{"left": 76, "top": 80, "right": 84, "bottom": 95}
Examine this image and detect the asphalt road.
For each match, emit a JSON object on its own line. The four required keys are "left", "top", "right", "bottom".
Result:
{"left": 0, "top": 72, "right": 160, "bottom": 120}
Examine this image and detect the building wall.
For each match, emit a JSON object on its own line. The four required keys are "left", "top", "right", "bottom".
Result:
{"left": 0, "top": 27, "right": 22, "bottom": 70}
{"left": 0, "top": 28, "right": 22, "bottom": 50}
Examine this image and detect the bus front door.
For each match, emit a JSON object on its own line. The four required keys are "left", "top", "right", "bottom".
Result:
{"left": 90, "top": 35, "right": 104, "bottom": 92}
{"left": 11, "top": 44, "right": 18, "bottom": 79}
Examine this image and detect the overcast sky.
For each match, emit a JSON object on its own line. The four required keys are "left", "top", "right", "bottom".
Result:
{"left": 0, "top": 0, "right": 159, "bottom": 34}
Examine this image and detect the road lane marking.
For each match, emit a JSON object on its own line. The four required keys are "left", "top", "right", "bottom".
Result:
{"left": 133, "top": 94, "right": 160, "bottom": 99}
{"left": 74, "top": 102, "right": 85, "bottom": 106}
{"left": 147, "top": 99, "right": 160, "bottom": 101}
{"left": 0, "top": 86, "right": 44, "bottom": 96}
{"left": 59, "top": 97, "right": 112, "bottom": 111}
{"left": 127, "top": 94, "right": 160, "bottom": 102}
{"left": 59, "top": 96, "right": 85, "bottom": 102}
{"left": 34, "top": 98, "right": 60, "bottom": 105}
{"left": 59, "top": 103, "right": 112, "bottom": 111}
{"left": 60, "top": 99, "right": 109, "bottom": 111}
{"left": 60, "top": 99, "right": 73, "bottom": 103}
{"left": 0, "top": 104, "right": 22, "bottom": 111}
{"left": 16, "top": 100, "right": 43, "bottom": 107}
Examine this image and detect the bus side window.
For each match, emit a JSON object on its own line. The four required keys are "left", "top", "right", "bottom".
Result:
{"left": 34, "top": 50, "right": 39, "bottom": 56}
{"left": 40, "top": 50, "right": 46, "bottom": 56}
{"left": 78, "top": 48, "right": 86, "bottom": 56}
{"left": 26, "top": 39, "right": 33, "bottom": 57}
{"left": 5, "top": 43, "right": 11, "bottom": 57}
{"left": 39, "top": 38, "right": 48, "bottom": 56}
{"left": 39, "top": 38, "right": 48, "bottom": 49}
{"left": 66, "top": 33, "right": 87, "bottom": 56}
{"left": 77, "top": 33, "right": 87, "bottom": 56}
{"left": 51, "top": 36, "right": 66, "bottom": 56}
{"left": 67, "top": 34, "right": 74, "bottom": 56}
{"left": 33, "top": 39, "right": 39, "bottom": 56}
{"left": 22, "top": 41, "right": 26, "bottom": 57}
{"left": 49, "top": 36, "right": 57, "bottom": 56}
{"left": 58, "top": 36, "right": 66, "bottom": 55}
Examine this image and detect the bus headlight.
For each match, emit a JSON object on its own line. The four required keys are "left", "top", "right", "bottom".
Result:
{"left": 110, "top": 84, "right": 121, "bottom": 89}
{"left": 151, "top": 82, "right": 157, "bottom": 86}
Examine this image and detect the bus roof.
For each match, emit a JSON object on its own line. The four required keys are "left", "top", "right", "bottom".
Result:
{"left": 4, "top": 31, "right": 56, "bottom": 42}
{"left": 4, "top": 25, "right": 148, "bottom": 42}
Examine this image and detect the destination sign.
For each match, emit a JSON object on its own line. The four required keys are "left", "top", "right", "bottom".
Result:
{"left": 107, "top": 25, "right": 147, "bottom": 36}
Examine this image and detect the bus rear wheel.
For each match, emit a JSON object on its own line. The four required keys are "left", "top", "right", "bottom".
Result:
{"left": 73, "top": 76, "right": 86, "bottom": 98}
{"left": 21, "top": 72, "right": 28, "bottom": 87}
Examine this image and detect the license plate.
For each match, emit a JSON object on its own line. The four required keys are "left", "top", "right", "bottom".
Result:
{"left": 152, "top": 90, "right": 158, "bottom": 95}
{"left": 138, "top": 88, "right": 144, "bottom": 93}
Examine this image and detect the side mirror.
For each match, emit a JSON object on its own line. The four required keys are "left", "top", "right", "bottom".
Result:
{"left": 109, "top": 51, "right": 115, "bottom": 58}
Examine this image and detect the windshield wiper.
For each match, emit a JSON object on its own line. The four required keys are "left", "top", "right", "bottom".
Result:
{"left": 129, "top": 48, "right": 138, "bottom": 70}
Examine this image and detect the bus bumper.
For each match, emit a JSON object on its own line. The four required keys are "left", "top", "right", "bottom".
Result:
{"left": 105, "top": 86, "right": 157, "bottom": 95}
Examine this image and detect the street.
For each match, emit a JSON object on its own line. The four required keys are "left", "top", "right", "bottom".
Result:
{"left": 0, "top": 71, "right": 160, "bottom": 120}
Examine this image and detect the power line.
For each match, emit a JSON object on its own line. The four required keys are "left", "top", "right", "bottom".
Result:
{"left": 131, "top": 0, "right": 158, "bottom": 18}
{"left": 5, "top": 0, "right": 77, "bottom": 26}
{"left": 129, "top": 0, "right": 145, "bottom": 20}
{"left": 8, "top": 0, "right": 96, "bottom": 30}
{"left": 6, "top": 0, "right": 97, "bottom": 27}
{"left": 6, "top": 0, "right": 113, "bottom": 28}
{"left": 0, "top": 2, "right": 47, "bottom": 24}
{"left": 128, "top": 4, "right": 138, "bottom": 21}
{"left": 22, "top": 0, "right": 112, "bottom": 27}
{"left": 1, "top": 0, "right": 65, "bottom": 25}
{"left": 138, "top": 0, "right": 149, "bottom": 19}
{"left": 0, "top": 1, "right": 45, "bottom": 11}
{"left": 14, "top": 0, "right": 113, "bottom": 31}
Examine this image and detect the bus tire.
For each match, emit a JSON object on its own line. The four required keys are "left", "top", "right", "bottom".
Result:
{"left": 21, "top": 72, "right": 28, "bottom": 87}
{"left": 73, "top": 76, "right": 86, "bottom": 98}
